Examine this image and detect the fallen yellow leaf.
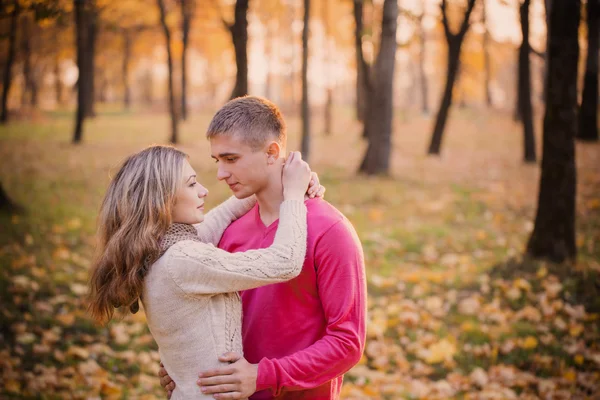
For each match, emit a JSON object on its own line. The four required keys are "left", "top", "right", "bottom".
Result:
{"left": 520, "top": 336, "right": 538, "bottom": 350}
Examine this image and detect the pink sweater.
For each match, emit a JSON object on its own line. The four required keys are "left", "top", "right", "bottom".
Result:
{"left": 218, "top": 198, "right": 367, "bottom": 399}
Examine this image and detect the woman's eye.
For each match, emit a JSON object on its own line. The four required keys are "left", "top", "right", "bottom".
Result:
{"left": 190, "top": 182, "right": 197, "bottom": 187}
{"left": 226, "top": 158, "right": 237, "bottom": 163}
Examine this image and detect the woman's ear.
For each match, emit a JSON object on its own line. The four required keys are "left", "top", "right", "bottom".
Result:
{"left": 266, "top": 141, "right": 281, "bottom": 164}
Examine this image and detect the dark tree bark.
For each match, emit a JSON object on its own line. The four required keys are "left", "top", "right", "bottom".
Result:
{"left": 219, "top": 0, "right": 249, "bottom": 100}
{"left": 542, "top": 0, "right": 551, "bottom": 101}
{"left": 358, "top": 0, "right": 398, "bottom": 175}
{"left": 578, "top": 0, "right": 599, "bottom": 141}
{"left": 54, "top": 56, "right": 63, "bottom": 106}
{"left": 1, "top": 0, "right": 20, "bottom": 124}
{"left": 427, "top": 0, "right": 476, "bottom": 155}
{"left": 21, "top": 13, "right": 33, "bottom": 108}
{"left": 482, "top": 0, "right": 492, "bottom": 107}
{"left": 0, "top": 182, "right": 20, "bottom": 213}
{"left": 519, "top": 0, "right": 536, "bottom": 162}
{"left": 122, "top": 29, "right": 132, "bottom": 110}
{"left": 73, "top": 0, "right": 88, "bottom": 143}
{"left": 354, "top": 0, "right": 367, "bottom": 122}
{"left": 30, "top": 66, "right": 40, "bottom": 107}
{"left": 157, "top": 0, "right": 179, "bottom": 143}
{"left": 526, "top": 0, "right": 580, "bottom": 263}
{"left": 180, "top": 0, "right": 193, "bottom": 120}
{"left": 417, "top": 10, "right": 429, "bottom": 115}
{"left": 300, "top": 0, "right": 311, "bottom": 160}
{"left": 85, "top": 7, "right": 97, "bottom": 118}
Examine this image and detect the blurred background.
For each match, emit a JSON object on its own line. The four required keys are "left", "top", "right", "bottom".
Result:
{"left": 0, "top": 0, "right": 599, "bottom": 398}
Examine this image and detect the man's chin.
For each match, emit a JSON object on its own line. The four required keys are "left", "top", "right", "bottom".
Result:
{"left": 232, "top": 190, "right": 253, "bottom": 200}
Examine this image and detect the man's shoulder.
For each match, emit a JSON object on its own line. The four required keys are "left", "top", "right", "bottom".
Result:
{"left": 306, "top": 198, "right": 344, "bottom": 220}
{"left": 306, "top": 198, "right": 355, "bottom": 235}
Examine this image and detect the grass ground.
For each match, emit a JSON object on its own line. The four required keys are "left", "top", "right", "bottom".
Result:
{"left": 0, "top": 105, "right": 599, "bottom": 399}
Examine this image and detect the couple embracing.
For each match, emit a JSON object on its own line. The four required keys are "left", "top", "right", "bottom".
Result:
{"left": 88, "top": 96, "right": 366, "bottom": 399}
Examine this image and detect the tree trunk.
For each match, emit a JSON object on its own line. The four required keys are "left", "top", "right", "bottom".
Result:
{"left": 519, "top": 0, "right": 536, "bottom": 162}
{"left": 30, "top": 68, "right": 40, "bottom": 108}
{"left": 526, "top": 0, "right": 579, "bottom": 263}
{"left": 482, "top": 0, "right": 492, "bottom": 108}
{"left": 427, "top": 0, "right": 476, "bottom": 155}
{"left": 578, "top": 0, "right": 599, "bottom": 141}
{"left": 300, "top": 0, "right": 311, "bottom": 160}
{"left": 0, "top": 182, "right": 20, "bottom": 213}
{"left": 21, "top": 13, "right": 32, "bottom": 108}
{"left": 265, "top": 20, "right": 273, "bottom": 99}
{"left": 84, "top": 7, "right": 97, "bottom": 118}
{"left": 229, "top": 0, "right": 249, "bottom": 99}
{"left": 542, "top": 0, "right": 551, "bottom": 102}
{"left": 157, "top": 0, "right": 179, "bottom": 144}
{"left": 181, "top": 0, "right": 192, "bottom": 120}
{"left": 1, "top": 0, "right": 20, "bottom": 124}
{"left": 123, "top": 29, "right": 131, "bottom": 110}
{"left": 418, "top": 13, "right": 429, "bottom": 115}
{"left": 73, "top": 0, "right": 88, "bottom": 143}
{"left": 354, "top": 0, "right": 367, "bottom": 122}
{"left": 54, "top": 56, "right": 63, "bottom": 106}
{"left": 358, "top": 0, "right": 397, "bottom": 175}
{"left": 428, "top": 50, "right": 460, "bottom": 154}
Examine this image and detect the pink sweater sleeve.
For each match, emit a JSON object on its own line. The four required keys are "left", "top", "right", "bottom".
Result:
{"left": 255, "top": 220, "right": 367, "bottom": 396}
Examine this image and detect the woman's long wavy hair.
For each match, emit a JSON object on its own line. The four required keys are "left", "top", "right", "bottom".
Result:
{"left": 88, "top": 145, "right": 187, "bottom": 324}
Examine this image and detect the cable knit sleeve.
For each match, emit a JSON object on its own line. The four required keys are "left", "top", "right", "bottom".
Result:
{"left": 167, "top": 200, "right": 307, "bottom": 294}
{"left": 193, "top": 196, "right": 256, "bottom": 246}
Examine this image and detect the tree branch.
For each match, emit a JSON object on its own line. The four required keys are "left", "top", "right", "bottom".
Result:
{"left": 458, "top": 0, "right": 477, "bottom": 39}
{"left": 440, "top": 0, "right": 452, "bottom": 42}
{"left": 210, "top": 0, "right": 232, "bottom": 32}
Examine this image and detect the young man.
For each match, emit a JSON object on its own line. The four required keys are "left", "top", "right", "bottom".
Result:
{"left": 159, "top": 96, "right": 366, "bottom": 399}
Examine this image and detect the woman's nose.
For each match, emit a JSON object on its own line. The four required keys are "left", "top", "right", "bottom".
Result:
{"left": 198, "top": 185, "right": 209, "bottom": 197}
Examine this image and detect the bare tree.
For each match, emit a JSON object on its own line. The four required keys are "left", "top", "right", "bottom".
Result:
{"left": 1, "top": 0, "right": 20, "bottom": 124}
{"left": 214, "top": 0, "right": 249, "bottom": 100}
{"left": 122, "top": 28, "right": 132, "bottom": 110}
{"left": 356, "top": 0, "right": 398, "bottom": 175}
{"left": 157, "top": 0, "right": 179, "bottom": 143}
{"left": 578, "top": 0, "right": 599, "bottom": 142}
{"left": 73, "top": 0, "right": 96, "bottom": 143}
{"left": 482, "top": 0, "right": 492, "bottom": 107}
{"left": 300, "top": 0, "right": 311, "bottom": 160}
{"left": 179, "top": 0, "right": 194, "bottom": 120}
{"left": 427, "top": 0, "right": 477, "bottom": 155}
{"left": 0, "top": 182, "right": 20, "bottom": 213}
{"left": 354, "top": 1, "right": 367, "bottom": 122}
{"left": 417, "top": 3, "right": 429, "bottom": 115}
{"left": 527, "top": 0, "right": 580, "bottom": 262}
{"left": 519, "top": 0, "right": 536, "bottom": 162}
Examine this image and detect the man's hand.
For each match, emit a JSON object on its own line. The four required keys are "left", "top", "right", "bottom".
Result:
{"left": 158, "top": 362, "right": 175, "bottom": 399}
{"left": 197, "top": 352, "right": 258, "bottom": 399}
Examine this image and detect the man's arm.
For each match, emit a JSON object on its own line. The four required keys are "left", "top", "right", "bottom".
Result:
{"left": 255, "top": 220, "right": 367, "bottom": 395}
{"left": 199, "top": 219, "right": 367, "bottom": 397}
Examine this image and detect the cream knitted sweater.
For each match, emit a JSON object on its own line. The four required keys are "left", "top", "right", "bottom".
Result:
{"left": 141, "top": 198, "right": 307, "bottom": 399}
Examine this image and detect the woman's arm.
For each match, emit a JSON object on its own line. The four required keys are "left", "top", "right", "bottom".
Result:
{"left": 167, "top": 200, "right": 307, "bottom": 294}
{"left": 193, "top": 196, "right": 256, "bottom": 245}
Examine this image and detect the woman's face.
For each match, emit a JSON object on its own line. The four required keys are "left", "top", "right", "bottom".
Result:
{"left": 171, "top": 159, "right": 209, "bottom": 224}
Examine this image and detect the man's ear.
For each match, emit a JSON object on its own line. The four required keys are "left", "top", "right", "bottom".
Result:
{"left": 266, "top": 141, "right": 281, "bottom": 164}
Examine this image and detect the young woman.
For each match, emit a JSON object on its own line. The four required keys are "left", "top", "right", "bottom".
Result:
{"left": 88, "top": 145, "right": 321, "bottom": 399}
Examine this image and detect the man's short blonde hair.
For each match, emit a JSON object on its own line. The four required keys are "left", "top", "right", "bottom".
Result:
{"left": 206, "top": 96, "right": 287, "bottom": 151}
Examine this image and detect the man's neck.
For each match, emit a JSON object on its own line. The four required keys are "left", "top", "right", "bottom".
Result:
{"left": 255, "top": 162, "right": 285, "bottom": 226}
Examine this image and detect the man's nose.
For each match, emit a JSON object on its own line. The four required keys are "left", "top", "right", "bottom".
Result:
{"left": 217, "top": 167, "right": 230, "bottom": 181}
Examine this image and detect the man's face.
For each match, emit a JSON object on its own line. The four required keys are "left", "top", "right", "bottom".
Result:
{"left": 210, "top": 135, "right": 271, "bottom": 199}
